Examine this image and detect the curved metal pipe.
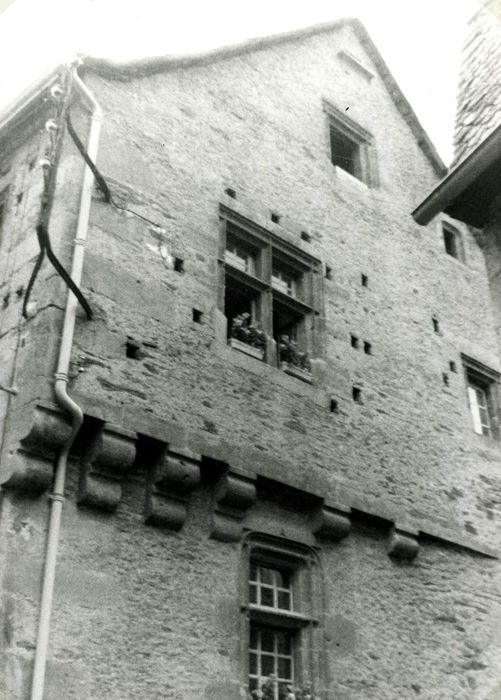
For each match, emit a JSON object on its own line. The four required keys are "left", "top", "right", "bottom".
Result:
{"left": 30, "top": 69, "right": 102, "bottom": 700}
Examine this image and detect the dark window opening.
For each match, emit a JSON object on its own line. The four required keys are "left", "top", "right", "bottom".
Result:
{"left": 271, "top": 213, "right": 280, "bottom": 224}
{"left": 443, "top": 372, "right": 449, "bottom": 387}
{"left": 225, "top": 278, "right": 259, "bottom": 338}
{"left": 432, "top": 317, "right": 440, "bottom": 333}
{"left": 325, "top": 265, "right": 332, "bottom": 280}
{"left": 273, "top": 300, "right": 301, "bottom": 346}
{"left": 330, "top": 398, "right": 339, "bottom": 413}
{"left": 126, "top": 340, "right": 141, "bottom": 359}
{"left": 363, "top": 341, "right": 372, "bottom": 355}
{"left": 330, "top": 127, "right": 360, "bottom": 177}
{"left": 174, "top": 257, "right": 184, "bottom": 273}
{"left": 443, "top": 224, "right": 463, "bottom": 260}
{"left": 449, "top": 360, "right": 457, "bottom": 373}
{"left": 225, "top": 188, "right": 236, "bottom": 199}
{"left": 361, "top": 273, "right": 368, "bottom": 287}
{"left": 352, "top": 386, "right": 362, "bottom": 403}
{"left": 192, "top": 308, "right": 204, "bottom": 324}
{"left": 300, "top": 231, "right": 311, "bottom": 243}
{"left": 350, "top": 334, "right": 359, "bottom": 349}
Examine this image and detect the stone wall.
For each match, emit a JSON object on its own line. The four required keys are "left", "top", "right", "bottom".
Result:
{"left": 1, "top": 20, "right": 501, "bottom": 700}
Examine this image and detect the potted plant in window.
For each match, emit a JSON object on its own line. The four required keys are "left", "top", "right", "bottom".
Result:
{"left": 278, "top": 335, "right": 312, "bottom": 383}
{"left": 244, "top": 676, "right": 320, "bottom": 699}
{"left": 229, "top": 313, "right": 266, "bottom": 360}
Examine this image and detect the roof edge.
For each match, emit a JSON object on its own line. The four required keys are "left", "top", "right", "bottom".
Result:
{"left": 412, "top": 123, "right": 501, "bottom": 225}
{"left": 82, "top": 17, "right": 445, "bottom": 179}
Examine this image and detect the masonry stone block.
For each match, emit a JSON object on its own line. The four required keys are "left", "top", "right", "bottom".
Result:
{"left": 0, "top": 403, "right": 72, "bottom": 493}
{"left": 211, "top": 471, "right": 257, "bottom": 542}
{"left": 78, "top": 422, "right": 137, "bottom": 511}
{"left": 145, "top": 444, "right": 201, "bottom": 530}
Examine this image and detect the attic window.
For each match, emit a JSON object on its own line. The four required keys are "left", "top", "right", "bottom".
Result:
{"left": 324, "top": 100, "right": 378, "bottom": 187}
{"left": 442, "top": 223, "right": 464, "bottom": 261}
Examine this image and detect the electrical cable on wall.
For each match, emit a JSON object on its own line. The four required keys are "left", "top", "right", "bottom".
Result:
{"left": 22, "top": 73, "right": 93, "bottom": 320}
{"left": 65, "top": 110, "right": 166, "bottom": 229}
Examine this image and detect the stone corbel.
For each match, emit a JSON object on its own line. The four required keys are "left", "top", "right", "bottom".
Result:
{"left": 78, "top": 423, "right": 137, "bottom": 511}
{"left": 145, "top": 445, "right": 201, "bottom": 530}
{"left": 387, "top": 525, "right": 420, "bottom": 561}
{"left": 312, "top": 503, "right": 351, "bottom": 541}
{"left": 211, "top": 470, "right": 257, "bottom": 542}
{"left": 0, "top": 404, "right": 72, "bottom": 494}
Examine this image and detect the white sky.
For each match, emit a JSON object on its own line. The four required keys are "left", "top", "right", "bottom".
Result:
{"left": 0, "top": 0, "right": 484, "bottom": 164}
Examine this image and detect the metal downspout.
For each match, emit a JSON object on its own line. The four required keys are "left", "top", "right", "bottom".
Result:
{"left": 30, "top": 70, "right": 102, "bottom": 700}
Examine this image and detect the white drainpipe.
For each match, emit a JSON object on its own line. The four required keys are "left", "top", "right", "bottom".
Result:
{"left": 30, "top": 69, "right": 102, "bottom": 700}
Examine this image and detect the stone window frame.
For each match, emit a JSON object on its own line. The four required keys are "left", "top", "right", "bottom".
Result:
{"left": 217, "top": 207, "right": 324, "bottom": 377}
{"left": 240, "top": 534, "right": 323, "bottom": 698}
{"left": 461, "top": 354, "right": 500, "bottom": 439}
{"left": 323, "top": 99, "right": 379, "bottom": 187}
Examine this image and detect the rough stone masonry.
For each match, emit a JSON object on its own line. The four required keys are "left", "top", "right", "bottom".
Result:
{"left": 1, "top": 16, "right": 501, "bottom": 700}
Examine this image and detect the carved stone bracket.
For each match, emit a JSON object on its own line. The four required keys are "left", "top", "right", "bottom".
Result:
{"left": 388, "top": 525, "right": 420, "bottom": 561}
{"left": 78, "top": 423, "right": 137, "bottom": 511}
{"left": 312, "top": 503, "right": 351, "bottom": 541}
{"left": 0, "top": 404, "right": 72, "bottom": 494}
{"left": 145, "top": 445, "right": 201, "bottom": 530}
{"left": 211, "top": 470, "right": 257, "bottom": 542}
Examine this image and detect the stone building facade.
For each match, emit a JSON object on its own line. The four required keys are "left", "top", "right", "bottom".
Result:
{"left": 1, "top": 17, "right": 501, "bottom": 700}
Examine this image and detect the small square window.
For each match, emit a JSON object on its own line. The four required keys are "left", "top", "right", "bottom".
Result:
{"left": 462, "top": 355, "right": 499, "bottom": 438}
{"left": 443, "top": 223, "right": 464, "bottom": 261}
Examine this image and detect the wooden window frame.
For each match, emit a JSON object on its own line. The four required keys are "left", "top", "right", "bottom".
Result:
{"left": 462, "top": 355, "right": 500, "bottom": 439}
{"left": 323, "top": 99, "right": 379, "bottom": 187}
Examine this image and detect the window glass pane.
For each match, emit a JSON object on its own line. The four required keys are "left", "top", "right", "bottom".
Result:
{"left": 250, "top": 627, "right": 258, "bottom": 650}
{"left": 260, "top": 587, "right": 274, "bottom": 607}
{"left": 250, "top": 563, "right": 258, "bottom": 581}
{"left": 249, "top": 653, "right": 258, "bottom": 675}
{"left": 260, "top": 629, "right": 275, "bottom": 652}
{"left": 277, "top": 657, "right": 292, "bottom": 680}
{"left": 249, "top": 583, "right": 257, "bottom": 604}
{"left": 276, "top": 632, "right": 292, "bottom": 655}
{"left": 278, "top": 590, "right": 291, "bottom": 610}
{"left": 261, "top": 654, "right": 275, "bottom": 676}
{"left": 259, "top": 566, "right": 275, "bottom": 585}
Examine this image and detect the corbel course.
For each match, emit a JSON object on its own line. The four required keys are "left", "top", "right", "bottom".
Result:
{"left": 145, "top": 445, "right": 201, "bottom": 530}
{"left": 0, "top": 403, "right": 72, "bottom": 493}
{"left": 387, "top": 525, "right": 420, "bottom": 561}
{"left": 78, "top": 422, "right": 137, "bottom": 511}
{"left": 211, "top": 470, "right": 257, "bottom": 542}
{"left": 312, "top": 503, "right": 351, "bottom": 541}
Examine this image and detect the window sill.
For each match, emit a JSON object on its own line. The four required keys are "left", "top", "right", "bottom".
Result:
{"left": 244, "top": 604, "right": 317, "bottom": 629}
{"left": 280, "top": 362, "right": 312, "bottom": 384}
{"left": 228, "top": 338, "right": 265, "bottom": 361}
{"left": 334, "top": 165, "right": 369, "bottom": 190}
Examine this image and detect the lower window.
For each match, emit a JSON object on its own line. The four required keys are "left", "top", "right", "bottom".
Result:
{"left": 249, "top": 626, "right": 294, "bottom": 698}
{"left": 243, "top": 536, "right": 321, "bottom": 699}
